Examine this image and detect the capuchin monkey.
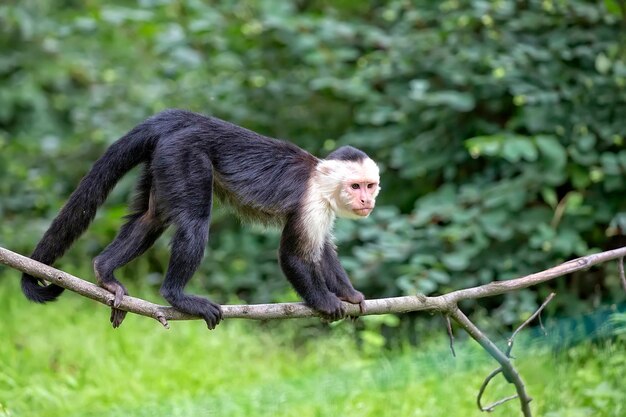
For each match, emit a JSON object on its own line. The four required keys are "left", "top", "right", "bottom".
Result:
{"left": 21, "top": 109, "right": 381, "bottom": 329}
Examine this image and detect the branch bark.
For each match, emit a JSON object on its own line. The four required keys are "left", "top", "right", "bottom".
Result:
{"left": 4, "top": 246, "right": 625, "bottom": 323}
{"left": 2, "top": 245, "right": 626, "bottom": 417}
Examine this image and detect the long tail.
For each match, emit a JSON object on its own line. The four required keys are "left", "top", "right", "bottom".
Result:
{"left": 22, "top": 122, "right": 158, "bottom": 303}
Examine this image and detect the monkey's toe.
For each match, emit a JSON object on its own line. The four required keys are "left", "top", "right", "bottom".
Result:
{"left": 339, "top": 290, "right": 365, "bottom": 305}
{"left": 201, "top": 301, "right": 223, "bottom": 330}
{"left": 99, "top": 280, "right": 129, "bottom": 328}
{"left": 315, "top": 297, "right": 347, "bottom": 322}
{"left": 339, "top": 291, "right": 366, "bottom": 317}
{"left": 100, "top": 280, "right": 128, "bottom": 308}
{"left": 110, "top": 308, "right": 127, "bottom": 328}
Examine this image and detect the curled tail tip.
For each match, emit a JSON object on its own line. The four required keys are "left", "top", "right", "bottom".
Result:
{"left": 21, "top": 274, "right": 64, "bottom": 303}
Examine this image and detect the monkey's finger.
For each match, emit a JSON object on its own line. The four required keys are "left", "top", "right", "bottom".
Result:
{"left": 203, "top": 312, "right": 221, "bottom": 330}
{"left": 358, "top": 300, "right": 367, "bottom": 315}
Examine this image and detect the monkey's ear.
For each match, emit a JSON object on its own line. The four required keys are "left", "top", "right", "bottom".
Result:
{"left": 318, "top": 165, "right": 332, "bottom": 175}
{"left": 316, "top": 160, "right": 336, "bottom": 176}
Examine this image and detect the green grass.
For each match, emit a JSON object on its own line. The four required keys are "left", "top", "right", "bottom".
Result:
{"left": 1, "top": 277, "right": 625, "bottom": 417}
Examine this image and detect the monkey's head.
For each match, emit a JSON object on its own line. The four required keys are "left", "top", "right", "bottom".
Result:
{"left": 318, "top": 146, "right": 381, "bottom": 219}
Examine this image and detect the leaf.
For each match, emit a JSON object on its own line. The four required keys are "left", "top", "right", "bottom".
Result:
{"left": 595, "top": 53, "right": 611, "bottom": 75}
{"left": 565, "top": 192, "right": 584, "bottom": 213}
{"left": 465, "top": 135, "right": 503, "bottom": 158}
{"left": 535, "top": 135, "right": 567, "bottom": 169}
{"left": 501, "top": 135, "right": 538, "bottom": 162}
{"left": 421, "top": 91, "right": 476, "bottom": 112}
{"left": 441, "top": 252, "right": 470, "bottom": 271}
{"left": 541, "top": 187, "right": 558, "bottom": 208}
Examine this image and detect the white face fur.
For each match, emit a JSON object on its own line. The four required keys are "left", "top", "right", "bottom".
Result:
{"left": 315, "top": 157, "right": 381, "bottom": 219}
{"left": 299, "top": 157, "right": 380, "bottom": 261}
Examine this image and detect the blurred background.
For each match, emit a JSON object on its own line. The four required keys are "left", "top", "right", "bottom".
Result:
{"left": 1, "top": 1, "right": 625, "bottom": 416}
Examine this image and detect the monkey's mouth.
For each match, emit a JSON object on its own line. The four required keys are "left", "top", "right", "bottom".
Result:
{"left": 353, "top": 207, "right": 373, "bottom": 216}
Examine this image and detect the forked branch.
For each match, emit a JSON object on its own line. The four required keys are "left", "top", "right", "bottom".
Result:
{"left": 472, "top": 292, "right": 555, "bottom": 416}
{"left": 2, "top": 245, "right": 626, "bottom": 417}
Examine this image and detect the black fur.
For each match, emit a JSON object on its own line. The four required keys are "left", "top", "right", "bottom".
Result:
{"left": 22, "top": 109, "right": 365, "bottom": 328}
{"left": 326, "top": 145, "right": 369, "bottom": 162}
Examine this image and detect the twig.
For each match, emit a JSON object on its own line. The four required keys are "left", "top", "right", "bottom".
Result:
{"left": 506, "top": 292, "right": 556, "bottom": 357}
{"left": 445, "top": 314, "right": 456, "bottom": 357}
{"left": 445, "top": 250, "right": 622, "bottom": 302}
{"left": 538, "top": 314, "right": 546, "bottom": 336}
{"left": 618, "top": 257, "right": 626, "bottom": 292}
{"left": 477, "top": 368, "right": 518, "bottom": 412}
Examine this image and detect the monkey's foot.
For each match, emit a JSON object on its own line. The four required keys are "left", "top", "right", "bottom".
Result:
{"left": 164, "top": 294, "right": 223, "bottom": 330}
{"left": 99, "top": 280, "right": 129, "bottom": 328}
{"left": 311, "top": 295, "right": 347, "bottom": 322}
{"left": 339, "top": 290, "right": 367, "bottom": 316}
{"left": 110, "top": 308, "right": 127, "bottom": 328}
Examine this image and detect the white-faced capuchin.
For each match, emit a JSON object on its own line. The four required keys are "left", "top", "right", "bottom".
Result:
{"left": 21, "top": 109, "right": 381, "bottom": 329}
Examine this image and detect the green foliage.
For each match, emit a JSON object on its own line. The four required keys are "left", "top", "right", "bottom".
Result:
{"left": 0, "top": 0, "right": 624, "bottom": 323}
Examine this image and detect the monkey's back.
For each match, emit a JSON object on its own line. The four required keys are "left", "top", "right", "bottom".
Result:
{"left": 208, "top": 117, "right": 319, "bottom": 224}
{"left": 146, "top": 109, "right": 319, "bottom": 225}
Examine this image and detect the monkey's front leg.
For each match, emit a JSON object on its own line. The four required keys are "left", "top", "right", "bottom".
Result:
{"left": 279, "top": 250, "right": 347, "bottom": 321}
{"left": 321, "top": 241, "right": 366, "bottom": 315}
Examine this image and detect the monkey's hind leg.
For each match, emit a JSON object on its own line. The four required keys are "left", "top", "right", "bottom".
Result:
{"left": 93, "top": 213, "right": 164, "bottom": 327}
{"left": 159, "top": 213, "right": 223, "bottom": 330}
{"left": 152, "top": 142, "right": 222, "bottom": 329}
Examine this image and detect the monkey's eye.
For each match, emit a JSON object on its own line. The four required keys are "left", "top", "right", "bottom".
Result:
{"left": 367, "top": 183, "right": 376, "bottom": 189}
{"left": 351, "top": 183, "right": 360, "bottom": 190}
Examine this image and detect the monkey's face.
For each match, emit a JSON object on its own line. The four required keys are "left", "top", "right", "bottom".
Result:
{"left": 316, "top": 156, "right": 381, "bottom": 219}
{"left": 340, "top": 180, "right": 379, "bottom": 217}
{"left": 335, "top": 158, "right": 380, "bottom": 219}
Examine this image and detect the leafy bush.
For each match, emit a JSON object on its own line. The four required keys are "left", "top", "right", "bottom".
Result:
{"left": 1, "top": 0, "right": 624, "bottom": 323}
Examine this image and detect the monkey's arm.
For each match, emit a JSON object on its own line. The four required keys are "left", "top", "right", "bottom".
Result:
{"left": 279, "top": 225, "right": 347, "bottom": 321}
{"left": 321, "top": 241, "right": 366, "bottom": 313}
{"left": 279, "top": 251, "right": 348, "bottom": 321}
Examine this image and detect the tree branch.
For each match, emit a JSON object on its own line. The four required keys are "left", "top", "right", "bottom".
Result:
{"left": 450, "top": 307, "right": 533, "bottom": 417}
{"left": 474, "top": 292, "right": 555, "bottom": 414}
{"left": 3, "top": 246, "right": 625, "bottom": 324}
{"left": 0, "top": 246, "right": 444, "bottom": 324}
{"left": 2, "top": 245, "right": 626, "bottom": 417}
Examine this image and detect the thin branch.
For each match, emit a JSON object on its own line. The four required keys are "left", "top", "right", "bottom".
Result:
{"left": 482, "top": 393, "right": 519, "bottom": 412}
{"left": 446, "top": 247, "right": 626, "bottom": 303}
{"left": 618, "top": 257, "right": 626, "bottom": 292}
{"left": 474, "top": 292, "right": 555, "bottom": 414}
{"left": 538, "top": 314, "right": 546, "bottom": 336}
{"left": 449, "top": 307, "right": 533, "bottom": 417}
{"left": 506, "top": 292, "right": 556, "bottom": 357}
{"left": 445, "top": 314, "right": 456, "bottom": 357}
{"left": 477, "top": 368, "right": 518, "bottom": 412}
